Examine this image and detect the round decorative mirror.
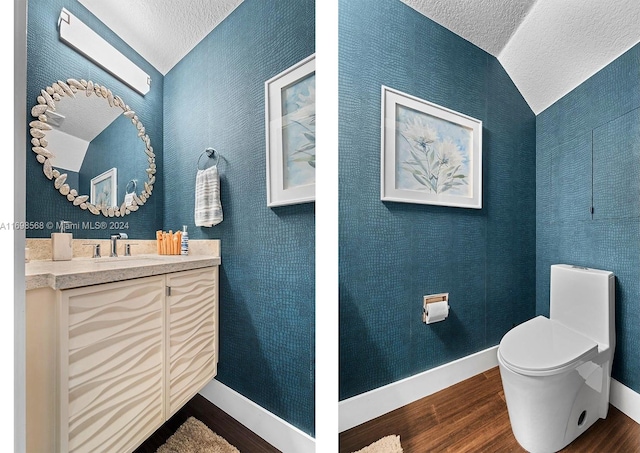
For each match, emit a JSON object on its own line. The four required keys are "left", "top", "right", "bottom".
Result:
{"left": 29, "top": 78, "right": 155, "bottom": 217}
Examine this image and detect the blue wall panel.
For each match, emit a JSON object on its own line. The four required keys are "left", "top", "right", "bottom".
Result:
{"left": 593, "top": 108, "right": 640, "bottom": 220}
{"left": 162, "top": 0, "right": 315, "bottom": 435}
{"left": 484, "top": 57, "right": 537, "bottom": 345}
{"left": 339, "top": 0, "right": 536, "bottom": 400}
{"left": 549, "top": 133, "right": 592, "bottom": 224}
{"left": 536, "top": 44, "right": 640, "bottom": 394}
{"left": 80, "top": 114, "right": 150, "bottom": 205}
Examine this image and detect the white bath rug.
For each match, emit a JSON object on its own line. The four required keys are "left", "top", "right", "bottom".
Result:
{"left": 352, "top": 434, "right": 403, "bottom": 453}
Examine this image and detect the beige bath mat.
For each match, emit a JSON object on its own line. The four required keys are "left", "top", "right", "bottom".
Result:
{"left": 352, "top": 434, "right": 403, "bottom": 453}
{"left": 156, "top": 417, "right": 240, "bottom": 453}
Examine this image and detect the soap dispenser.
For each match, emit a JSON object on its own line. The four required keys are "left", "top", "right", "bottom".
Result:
{"left": 181, "top": 225, "right": 189, "bottom": 255}
{"left": 52, "top": 220, "right": 73, "bottom": 261}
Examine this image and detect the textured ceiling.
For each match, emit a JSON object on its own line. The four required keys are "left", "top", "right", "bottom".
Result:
{"left": 500, "top": 0, "right": 640, "bottom": 114}
{"left": 401, "top": 0, "right": 640, "bottom": 114}
{"left": 76, "top": 0, "right": 640, "bottom": 114}
{"left": 400, "top": 0, "right": 536, "bottom": 57}
{"left": 77, "top": 0, "right": 244, "bottom": 75}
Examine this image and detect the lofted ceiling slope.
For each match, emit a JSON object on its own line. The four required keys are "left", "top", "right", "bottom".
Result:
{"left": 77, "top": 0, "right": 244, "bottom": 75}
{"left": 401, "top": 0, "right": 640, "bottom": 114}
{"left": 76, "top": 0, "right": 640, "bottom": 114}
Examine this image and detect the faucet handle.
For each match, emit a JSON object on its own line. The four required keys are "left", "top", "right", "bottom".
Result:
{"left": 124, "top": 243, "right": 138, "bottom": 256}
{"left": 83, "top": 243, "right": 101, "bottom": 258}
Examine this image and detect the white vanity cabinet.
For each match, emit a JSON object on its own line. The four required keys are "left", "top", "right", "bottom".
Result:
{"left": 61, "top": 275, "right": 166, "bottom": 453}
{"left": 26, "top": 265, "right": 219, "bottom": 453}
{"left": 166, "top": 268, "right": 218, "bottom": 417}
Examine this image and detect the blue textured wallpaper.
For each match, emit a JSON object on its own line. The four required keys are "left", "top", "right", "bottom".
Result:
{"left": 26, "top": 0, "right": 163, "bottom": 239}
{"left": 79, "top": 114, "right": 150, "bottom": 205}
{"left": 536, "top": 44, "right": 640, "bottom": 394}
{"left": 339, "top": 0, "right": 536, "bottom": 400}
{"left": 162, "top": 0, "right": 315, "bottom": 435}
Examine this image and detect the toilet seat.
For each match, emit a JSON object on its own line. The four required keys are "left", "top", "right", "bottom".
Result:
{"left": 499, "top": 316, "right": 598, "bottom": 377}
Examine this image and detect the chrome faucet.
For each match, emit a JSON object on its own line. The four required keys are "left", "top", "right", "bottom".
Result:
{"left": 109, "top": 232, "right": 128, "bottom": 257}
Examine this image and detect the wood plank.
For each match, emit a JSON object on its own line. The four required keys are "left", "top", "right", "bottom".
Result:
{"left": 404, "top": 395, "right": 505, "bottom": 452}
{"left": 339, "top": 399, "right": 438, "bottom": 453}
{"left": 567, "top": 406, "right": 640, "bottom": 452}
{"left": 340, "top": 367, "right": 640, "bottom": 453}
{"left": 135, "top": 393, "right": 280, "bottom": 453}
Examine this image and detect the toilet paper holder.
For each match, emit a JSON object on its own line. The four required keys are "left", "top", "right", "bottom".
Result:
{"left": 422, "top": 293, "right": 449, "bottom": 324}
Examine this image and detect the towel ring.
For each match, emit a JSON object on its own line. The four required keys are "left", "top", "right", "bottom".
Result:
{"left": 197, "top": 147, "right": 220, "bottom": 170}
{"left": 125, "top": 179, "right": 137, "bottom": 195}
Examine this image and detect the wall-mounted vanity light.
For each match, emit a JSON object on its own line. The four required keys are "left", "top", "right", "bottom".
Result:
{"left": 58, "top": 8, "right": 151, "bottom": 96}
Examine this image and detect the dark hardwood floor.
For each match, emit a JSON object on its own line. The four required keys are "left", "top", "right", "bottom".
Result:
{"left": 134, "top": 394, "right": 281, "bottom": 453}
{"left": 339, "top": 367, "right": 640, "bottom": 453}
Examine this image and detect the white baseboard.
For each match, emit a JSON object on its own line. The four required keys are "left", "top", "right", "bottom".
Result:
{"left": 338, "top": 346, "right": 640, "bottom": 432}
{"left": 610, "top": 378, "right": 640, "bottom": 424}
{"left": 199, "top": 379, "right": 315, "bottom": 453}
{"left": 338, "top": 346, "right": 499, "bottom": 432}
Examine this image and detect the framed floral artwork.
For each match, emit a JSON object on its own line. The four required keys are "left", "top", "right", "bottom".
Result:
{"left": 90, "top": 167, "right": 117, "bottom": 208}
{"left": 265, "top": 54, "right": 315, "bottom": 207}
{"left": 381, "top": 86, "right": 482, "bottom": 209}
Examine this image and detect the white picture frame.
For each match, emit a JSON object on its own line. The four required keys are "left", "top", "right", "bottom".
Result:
{"left": 265, "top": 54, "right": 315, "bottom": 207}
{"left": 90, "top": 167, "right": 118, "bottom": 208}
{"left": 381, "top": 86, "right": 483, "bottom": 209}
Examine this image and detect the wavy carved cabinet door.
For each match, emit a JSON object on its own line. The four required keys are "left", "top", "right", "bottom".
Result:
{"left": 166, "top": 267, "right": 218, "bottom": 417}
{"left": 59, "top": 276, "right": 166, "bottom": 453}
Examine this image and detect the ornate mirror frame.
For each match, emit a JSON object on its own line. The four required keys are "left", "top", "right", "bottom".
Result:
{"left": 29, "top": 78, "right": 155, "bottom": 217}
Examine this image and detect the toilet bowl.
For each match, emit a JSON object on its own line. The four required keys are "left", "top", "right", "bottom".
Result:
{"left": 498, "top": 264, "right": 615, "bottom": 453}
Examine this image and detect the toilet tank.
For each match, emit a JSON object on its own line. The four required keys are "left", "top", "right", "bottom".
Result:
{"left": 550, "top": 264, "right": 615, "bottom": 349}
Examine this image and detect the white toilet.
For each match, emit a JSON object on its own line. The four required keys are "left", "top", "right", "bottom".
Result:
{"left": 498, "top": 264, "right": 615, "bottom": 453}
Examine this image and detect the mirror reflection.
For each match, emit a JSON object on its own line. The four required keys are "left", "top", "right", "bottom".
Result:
{"left": 30, "top": 79, "right": 155, "bottom": 217}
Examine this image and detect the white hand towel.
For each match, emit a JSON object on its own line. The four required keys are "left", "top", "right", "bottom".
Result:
{"left": 194, "top": 166, "right": 223, "bottom": 227}
{"left": 124, "top": 192, "right": 135, "bottom": 207}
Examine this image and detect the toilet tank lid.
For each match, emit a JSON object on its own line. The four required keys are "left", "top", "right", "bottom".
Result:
{"left": 499, "top": 316, "right": 598, "bottom": 377}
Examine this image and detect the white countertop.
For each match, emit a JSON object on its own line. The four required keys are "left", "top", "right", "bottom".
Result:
{"left": 26, "top": 254, "right": 221, "bottom": 290}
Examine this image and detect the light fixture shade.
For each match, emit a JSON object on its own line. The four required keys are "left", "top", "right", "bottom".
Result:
{"left": 58, "top": 8, "right": 151, "bottom": 96}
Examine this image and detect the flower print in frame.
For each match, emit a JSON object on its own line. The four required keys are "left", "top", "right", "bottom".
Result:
{"left": 381, "top": 86, "right": 482, "bottom": 208}
{"left": 266, "top": 54, "right": 315, "bottom": 207}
